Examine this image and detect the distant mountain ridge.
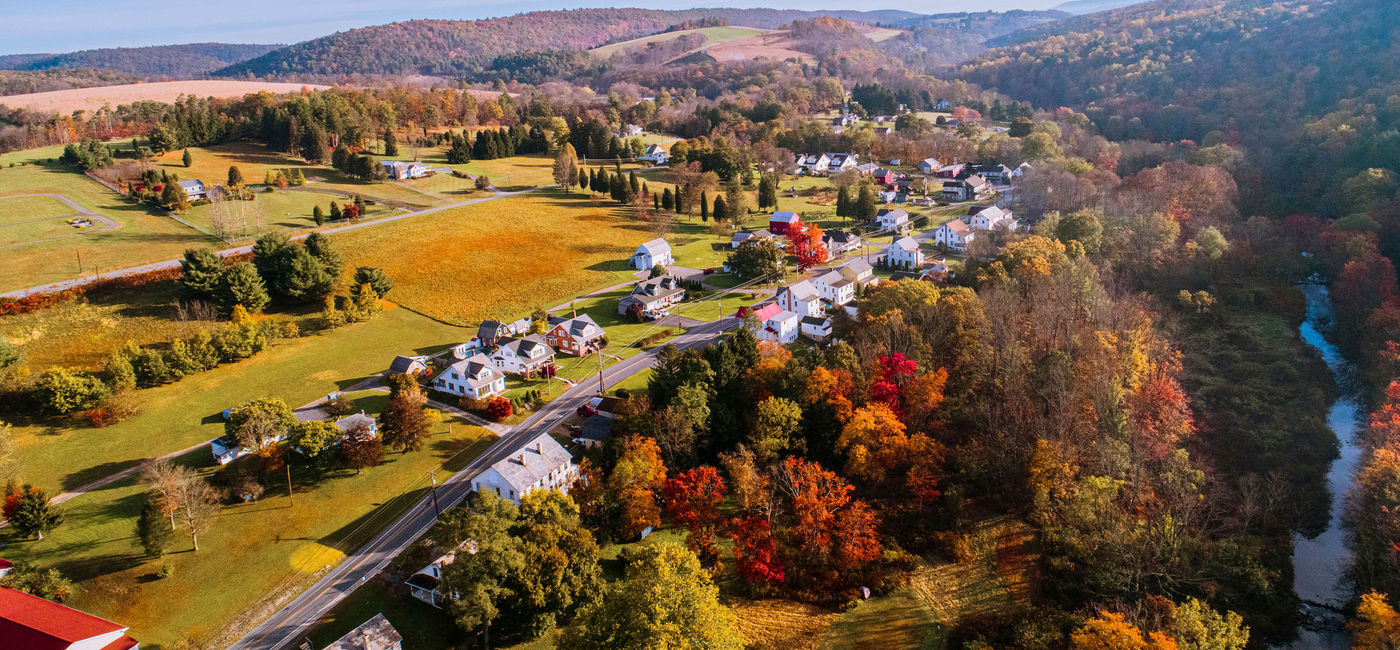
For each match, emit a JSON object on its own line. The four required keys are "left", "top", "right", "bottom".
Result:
{"left": 1052, "top": 0, "right": 1152, "bottom": 15}
{"left": 0, "top": 43, "right": 282, "bottom": 78}
{"left": 215, "top": 8, "right": 927, "bottom": 78}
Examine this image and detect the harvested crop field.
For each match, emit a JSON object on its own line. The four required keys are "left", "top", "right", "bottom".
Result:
{"left": 331, "top": 188, "right": 652, "bottom": 325}
{"left": 707, "top": 32, "right": 812, "bottom": 63}
{"left": 0, "top": 80, "right": 330, "bottom": 114}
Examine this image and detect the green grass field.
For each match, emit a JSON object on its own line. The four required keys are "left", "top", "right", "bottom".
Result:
{"left": 0, "top": 194, "right": 81, "bottom": 222}
{"left": 0, "top": 162, "right": 218, "bottom": 292}
{"left": 589, "top": 26, "right": 764, "bottom": 59}
{"left": 179, "top": 188, "right": 398, "bottom": 240}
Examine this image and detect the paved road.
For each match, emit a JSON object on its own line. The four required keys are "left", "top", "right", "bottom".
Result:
{"left": 0, "top": 185, "right": 545, "bottom": 299}
{"left": 228, "top": 317, "right": 738, "bottom": 650}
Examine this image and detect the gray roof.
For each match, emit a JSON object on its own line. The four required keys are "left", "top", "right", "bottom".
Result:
{"left": 548, "top": 314, "right": 603, "bottom": 340}
{"left": 817, "top": 269, "right": 852, "bottom": 289}
{"left": 625, "top": 277, "right": 685, "bottom": 306}
{"left": 823, "top": 230, "right": 859, "bottom": 245}
{"left": 843, "top": 259, "right": 874, "bottom": 275}
{"left": 636, "top": 238, "right": 670, "bottom": 258}
{"left": 579, "top": 412, "right": 617, "bottom": 442}
{"left": 323, "top": 613, "right": 403, "bottom": 650}
{"left": 801, "top": 315, "right": 831, "bottom": 327}
{"left": 780, "top": 280, "right": 820, "bottom": 303}
{"left": 335, "top": 412, "right": 376, "bottom": 435}
{"left": 500, "top": 335, "right": 552, "bottom": 359}
{"left": 489, "top": 433, "right": 573, "bottom": 492}
{"left": 477, "top": 320, "right": 507, "bottom": 341}
{"left": 388, "top": 355, "right": 424, "bottom": 374}
{"left": 442, "top": 353, "right": 503, "bottom": 389}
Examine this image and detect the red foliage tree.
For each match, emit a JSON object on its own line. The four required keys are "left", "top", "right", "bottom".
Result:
{"left": 485, "top": 395, "right": 513, "bottom": 421}
{"left": 778, "top": 457, "right": 882, "bottom": 588}
{"left": 788, "top": 223, "right": 829, "bottom": 272}
{"left": 728, "top": 515, "right": 785, "bottom": 586}
{"left": 867, "top": 353, "right": 918, "bottom": 413}
{"left": 663, "top": 467, "right": 727, "bottom": 562}
{"left": 1128, "top": 371, "right": 1195, "bottom": 463}
{"left": 342, "top": 203, "right": 361, "bottom": 222}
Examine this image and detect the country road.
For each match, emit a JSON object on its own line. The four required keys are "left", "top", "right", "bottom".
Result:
{"left": 1, "top": 183, "right": 547, "bottom": 299}
{"left": 228, "top": 317, "right": 738, "bottom": 650}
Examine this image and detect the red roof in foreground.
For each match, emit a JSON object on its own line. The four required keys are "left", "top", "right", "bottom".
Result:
{"left": 0, "top": 587, "right": 132, "bottom": 650}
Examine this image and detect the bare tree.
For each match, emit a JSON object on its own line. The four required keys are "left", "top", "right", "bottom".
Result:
{"left": 140, "top": 462, "right": 184, "bottom": 530}
{"left": 174, "top": 468, "right": 221, "bottom": 552}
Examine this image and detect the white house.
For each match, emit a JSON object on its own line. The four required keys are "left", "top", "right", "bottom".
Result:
{"left": 631, "top": 238, "right": 673, "bottom": 270}
{"left": 177, "top": 179, "right": 207, "bottom": 200}
{"left": 638, "top": 143, "right": 669, "bottom": 164}
{"left": 800, "top": 153, "right": 831, "bottom": 174}
{"left": 814, "top": 269, "right": 856, "bottom": 307}
{"left": 876, "top": 208, "right": 911, "bottom": 233}
{"left": 431, "top": 353, "right": 506, "bottom": 400}
{"left": 776, "top": 280, "right": 822, "bottom": 318}
{"left": 801, "top": 315, "right": 833, "bottom": 340}
{"left": 965, "top": 205, "right": 1017, "bottom": 232}
{"left": 388, "top": 354, "right": 428, "bottom": 376}
{"left": 887, "top": 237, "right": 924, "bottom": 270}
{"left": 934, "top": 219, "right": 976, "bottom": 252}
{"left": 822, "top": 230, "right": 862, "bottom": 255}
{"left": 472, "top": 433, "right": 577, "bottom": 504}
{"left": 759, "top": 310, "right": 800, "bottom": 344}
{"left": 491, "top": 336, "right": 555, "bottom": 376}
{"left": 406, "top": 547, "right": 465, "bottom": 608}
{"left": 334, "top": 412, "right": 377, "bottom": 437}
{"left": 731, "top": 228, "right": 774, "bottom": 248}
{"left": 916, "top": 158, "right": 942, "bottom": 174}
{"left": 380, "top": 160, "right": 429, "bottom": 180}
{"left": 826, "top": 153, "right": 858, "bottom": 173}
{"left": 211, "top": 430, "right": 285, "bottom": 465}
{"left": 619, "top": 276, "right": 686, "bottom": 318}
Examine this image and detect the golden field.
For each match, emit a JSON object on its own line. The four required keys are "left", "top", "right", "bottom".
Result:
{"left": 0, "top": 80, "right": 329, "bottom": 114}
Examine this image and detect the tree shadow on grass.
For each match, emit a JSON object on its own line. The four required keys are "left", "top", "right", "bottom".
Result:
{"left": 584, "top": 259, "right": 633, "bottom": 273}
{"left": 61, "top": 460, "right": 143, "bottom": 492}
{"left": 315, "top": 484, "right": 435, "bottom": 555}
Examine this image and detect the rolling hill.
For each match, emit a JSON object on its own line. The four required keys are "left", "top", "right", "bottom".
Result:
{"left": 878, "top": 10, "right": 1069, "bottom": 70}
{"left": 215, "top": 8, "right": 924, "bottom": 78}
{"left": 958, "top": 0, "right": 1400, "bottom": 214}
{"left": 0, "top": 43, "right": 281, "bottom": 78}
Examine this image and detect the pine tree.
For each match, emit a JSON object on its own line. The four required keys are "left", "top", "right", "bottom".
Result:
{"left": 181, "top": 149, "right": 192, "bottom": 168}
{"left": 227, "top": 165, "right": 243, "bottom": 187}
{"left": 654, "top": 193, "right": 661, "bottom": 210}
{"left": 383, "top": 128, "right": 398, "bottom": 156}
{"left": 8, "top": 485, "right": 62, "bottom": 540}
{"left": 313, "top": 205, "right": 325, "bottom": 226}
{"left": 662, "top": 187, "right": 674, "bottom": 211}
{"left": 136, "top": 497, "right": 174, "bottom": 557}
{"left": 329, "top": 202, "right": 341, "bottom": 220}
{"left": 700, "top": 191, "right": 710, "bottom": 221}
{"left": 836, "top": 185, "right": 851, "bottom": 219}
{"left": 629, "top": 171, "right": 641, "bottom": 197}
{"left": 713, "top": 195, "right": 728, "bottom": 222}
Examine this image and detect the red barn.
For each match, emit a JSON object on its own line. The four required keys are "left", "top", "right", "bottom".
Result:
{"left": 769, "top": 211, "right": 801, "bottom": 236}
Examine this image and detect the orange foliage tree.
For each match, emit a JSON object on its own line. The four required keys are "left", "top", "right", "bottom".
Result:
{"left": 663, "top": 466, "right": 727, "bottom": 563}
{"left": 788, "top": 223, "right": 829, "bottom": 272}
{"left": 774, "top": 457, "right": 881, "bottom": 591}
{"left": 610, "top": 436, "right": 668, "bottom": 540}
{"left": 1069, "top": 612, "right": 1177, "bottom": 650}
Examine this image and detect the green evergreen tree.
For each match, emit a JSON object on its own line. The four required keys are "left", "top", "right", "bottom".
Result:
{"left": 383, "top": 128, "right": 398, "bottom": 156}
{"left": 712, "top": 195, "right": 728, "bottom": 222}
{"left": 227, "top": 165, "right": 244, "bottom": 187}
{"left": 662, "top": 187, "right": 674, "bottom": 211}
{"left": 179, "top": 247, "right": 224, "bottom": 300}
{"left": 700, "top": 191, "right": 709, "bottom": 221}
{"left": 8, "top": 485, "right": 63, "bottom": 540}
{"left": 313, "top": 205, "right": 325, "bottom": 226}
{"left": 329, "top": 202, "right": 342, "bottom": 220}
{"left": 217, "top": 262, "right": 269, "bottom": 313}
{"left": 181, "top": 149, "right": 192, "bottom": 168}
{"left": 136, "top": 497, "right": 174, "bottom": 558}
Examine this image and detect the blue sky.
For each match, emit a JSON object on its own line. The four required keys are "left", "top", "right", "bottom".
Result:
{"left": 2, "top": 0, "right": 1072, "bottom": 55}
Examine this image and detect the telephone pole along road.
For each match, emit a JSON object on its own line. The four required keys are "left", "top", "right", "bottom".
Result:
{"left": 229, "top": 317, "right": 739, "bottom": 650}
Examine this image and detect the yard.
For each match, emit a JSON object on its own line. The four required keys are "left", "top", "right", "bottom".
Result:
{"left": 178, "top": 187, "right": 399, "bottom": 240}
{"left": 330, "top": 188, "right": 654, "bottom": 326}
{"left": 0, "top": 161, "right": 218, "bottom": 292}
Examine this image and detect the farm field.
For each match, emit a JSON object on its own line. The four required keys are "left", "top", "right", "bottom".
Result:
{"left": 0, "top": 411, "right": 495, "bottom": 649}
{"left": 0, "top": 80, "right": 329, "bottom": 114}
{"left": 0, "top": 162, "right": 217, "bottom": 292}
{"left": 589, "top": 26, "right": 766, "bottom": 60}
{"left": 179, "top": 187, "right": 398, "bottom": 239}
{"left": 330, "top": 188, "right": 654, "bottom": 325}
{"left": 0, "top": 194, "right": 81, "bottom": 222}
{"left": 6, "top": 305, "right": 469, "bottom": 492}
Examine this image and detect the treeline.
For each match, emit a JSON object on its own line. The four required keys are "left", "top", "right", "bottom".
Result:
{"left": 956, "top": 0, "right": 1400, "bottom": 216}
{"left": 0, "top": 43, "right": 280, "bottom": 78}
{"left": 0, "top": 68, "right": 138, "bottom": 96}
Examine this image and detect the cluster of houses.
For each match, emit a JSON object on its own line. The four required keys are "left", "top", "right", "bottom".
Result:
{"left": 931, "top": 205, "right": 1019, "bottom": 252}
{"left": 210, "top": 407, "right": 378, "bottom": 466}
{"left": 740, "top": 259, "right": 875, "bottom": 344}
{"left": 430, "top": 312, "right": 606, "bottom": 400}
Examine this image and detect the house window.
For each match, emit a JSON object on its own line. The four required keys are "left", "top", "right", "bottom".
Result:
{"left": 509, "top": 490, "right": 515, "bottom": 500}
{"left": 495, "top": 487, "right": 500, "bottom": 496}
{"left": 451, "top": 372, "right": 459, "bottom": 380}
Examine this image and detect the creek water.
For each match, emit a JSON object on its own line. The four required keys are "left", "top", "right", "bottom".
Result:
{"left": 1286, "top": 284, "right": 1359, "bottom": 648}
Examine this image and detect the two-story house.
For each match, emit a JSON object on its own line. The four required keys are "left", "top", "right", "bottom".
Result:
{"left": 776, "top": 280, "right": 822, "bottom": 317}
{"left": 840, "top": 259, "right": 876, "bottom": 286}
{"left": 618, "top": 276, "right": 686, "bottom": 318}
{"left": 815, "top": 269, "right": 856, "bottom": 306}
{"left": 472, "top": 433, "right": 578, "bottom": 504}
{"left": 876, "top": 208, "right": 911, "bottom": 233}
{"left": 546, "top": 314, "right": 605, "bottom": 356}
{"left": 887, "top": 236, "right": 924, "bottom": 270}
{"left": 490, "top": 336, "right": 555, "bottom": 376}
{"left": 431, "top": 353, "right": 506, "bottom": 400}
{"left": 630, "top": 238, "right": 673, "bottom": 271}
{"left": 933, "top": 219, "right": 976, "bottom": 252}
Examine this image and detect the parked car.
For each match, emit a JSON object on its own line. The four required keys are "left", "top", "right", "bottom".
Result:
{"left": 576, "top": 404, "right": 598, "bottom": 417}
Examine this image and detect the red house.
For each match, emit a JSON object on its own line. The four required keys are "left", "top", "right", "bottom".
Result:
{"left": 769, "top": 211, "right": 802, "bottom": 236}
{"left": 0, "top": 587, "right": 139, "bottom": 649}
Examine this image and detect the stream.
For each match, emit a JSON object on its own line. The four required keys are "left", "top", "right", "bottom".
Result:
{"left": 1286, "top": 284, "right": 1359, "bottom": 648}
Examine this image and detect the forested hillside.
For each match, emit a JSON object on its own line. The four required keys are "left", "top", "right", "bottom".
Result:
{"left": 215, "top": 8, "right": 923, "bottom": 78}
{"left": 880, "top": 10, "right": 1068, "bottom": 70}
{"left": 0, "top": 69, "right": 140, "bottom": 96}
{"left": 0, "top": 43, "right": 281, "bottom": 78}
{"left": 958, "top": 0, "right": 1400, "bottom": 215}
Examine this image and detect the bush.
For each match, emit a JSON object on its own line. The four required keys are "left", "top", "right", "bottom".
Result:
{"left": 33, "top": 368, "right": 110, "bottom": 415}
{"left": 158, "top": 564, "right": 175, "bottom": 579}
{"left": 485, "top": 396, "right": 513, "bottom": 421}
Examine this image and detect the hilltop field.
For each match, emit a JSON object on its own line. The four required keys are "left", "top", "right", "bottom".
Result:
{"left": 0, "top": 80, "right": 329, "bottom": 114}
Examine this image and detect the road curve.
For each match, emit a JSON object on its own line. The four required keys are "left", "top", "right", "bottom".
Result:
{"left": 228, "top": 317, "right": 738, "bottom": 650}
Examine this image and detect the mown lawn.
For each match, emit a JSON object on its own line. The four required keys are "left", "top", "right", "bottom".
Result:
{"left": 178, "top": 187, "right": 397, "bottom": 240}
{"left": 0, "top": 161, "right": 217, "bottom": 292}
{"left": 0, "top": 194, "right": 80, "bottom": 222}
{"left": 7, "top": 305, "right": 470, "bottom": 492}
{"left": 330, "top": 189, "right": 651, "bottom": 326}
{"left": 1, "top": 414, "right": 496, "bottom": 649}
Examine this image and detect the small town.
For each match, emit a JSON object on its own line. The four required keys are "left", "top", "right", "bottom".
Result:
{"left": 0, "top": 1, "right": 1394, "bottom": 649}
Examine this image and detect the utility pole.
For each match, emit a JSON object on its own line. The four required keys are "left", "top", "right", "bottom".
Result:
{"left": 286, "top": 457, "right": 294, "bottom": 507}
{"left": 597, "top": 347, "right": 605, "bottom": 396}
{"left": 430, "top": 472, "right": 441, "bottom": 518}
